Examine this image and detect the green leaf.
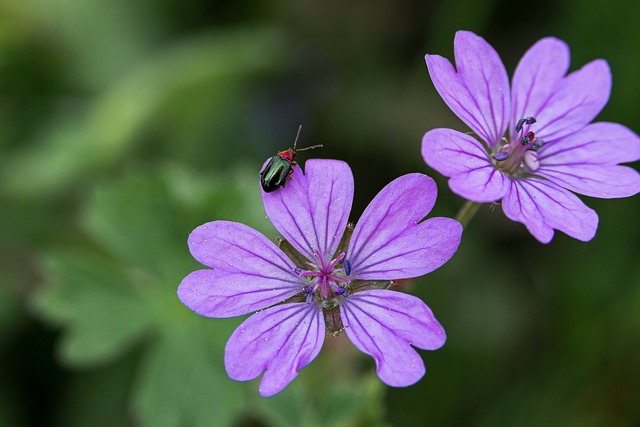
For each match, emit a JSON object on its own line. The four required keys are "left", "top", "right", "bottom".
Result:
{"left": 252, "top": 381, "right": 310, "bottom": 427}
{"left": 0, "top": 27, "right": 287, "bottom": 198}
{"left": 132, "top": 319, "right": 242, "bottom": 427}
{"left": 33, "top": 251, "right": 154, "bottom": 366}
{"left": 254, "top": 369, "right": 387, "bottom": 427}
{"left": 160, "top": 162, "right": 275, "bottom": 237}
{"left": 32, "top": 169, "right": 261, "bottom": 426}
{"left": 83, "top": 175, "right": 195, "bottom": 285}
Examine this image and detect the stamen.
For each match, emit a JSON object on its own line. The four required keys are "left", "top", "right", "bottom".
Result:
{"left": 493, "top": 143, "right": 512, "bottom": 162}
{"left": 328, "top": 252, "right": 346, "bottom": 270}
{"left": 300, "top": 249, "right": 351, "bottom": 304}
{"left": 493, "top": 151, "right": 510, "bottom": 161}
{"left": 529, "top": 138, "right": 543, "bottom": 152}
{"left": 515, "top": 116, "right": 536, "bottom": 133}
{"left": 523, "top": 151, "right": 540, "bottom": 171}
{"left": 303, "top": 285, "right": 315, "bottom": 303}
{"left": 313, "top": 249, "right": 326, "bottom": 269}
{"left": 333, "top": 286, "right": 348, "bottom": 296}
{"left": 495, "top": 116, "right": 543, "bottom": 175}
{"left": 320, "top": 276, "right": 329, "bottom": 298}
{"left": 526, "top": 131, "right": 535, "bottom": 142}
{"left": 326, "top": 273, "right": 350, "bottom": 285}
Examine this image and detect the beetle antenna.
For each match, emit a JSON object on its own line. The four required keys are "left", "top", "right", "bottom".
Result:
{"left": 292, "top": 125, "right": 303, "bottom": 150}
{"left": 291, "top": 124, "right": 323, "bottom": 152}
{"left": 296, "top": 144, "right": 323, "bottom": 152}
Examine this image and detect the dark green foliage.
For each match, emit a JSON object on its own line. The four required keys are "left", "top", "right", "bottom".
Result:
{"left": 0, "top": 0, "right": 639, "bottom": 426}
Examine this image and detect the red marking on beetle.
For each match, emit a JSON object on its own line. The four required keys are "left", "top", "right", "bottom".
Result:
{"left": 278, "top": 148, "right": 296, "bottom": 164}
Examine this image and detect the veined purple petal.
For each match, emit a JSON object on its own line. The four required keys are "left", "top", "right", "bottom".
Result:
{"left": 536, "top": 122, "right": 640, "bottom": 198}
{"left": 422, "top": 128, "right": 510, "bottom": 202}
{"left": 224, "top": 302, "right": 324, "bottom": 397}
{"left": 502, "top": 179, "right": 598, "bottom": 243}
{"left": 187, "top": 221, "right": 295, "bottom": 271}
{"left": 178, "top": 221, "right": 301, "bottom": 317}
{"left": 538, "top": 164, "right": 640, "bottom": 199}
{"left": 426, "top": 31, "right": 510, "bottom": 147}
{"left": 533, "top": 59, "right": 611, "bottom": 143}
{"left": 262, "top": 159, "right": 354, "bottom": 262}
{"left": 511, "top": 37, "right": 570, "bottom": 132}
{"left": 539, "top": 122, "right": 640, "bottom": 165}
{"left": 340, "top": 290, "right": 445, "bottom": 387}
{"left": 178, "top": 269, "right": 302, "bottom": 318}
{"left": 347, "top": 173, "right": 462, "bottom": 280}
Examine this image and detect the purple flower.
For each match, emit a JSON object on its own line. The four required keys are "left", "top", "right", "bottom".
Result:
{"left": 177, "top": 159, "right": 462, "bottom": 396}
{"left": 422, "top": 30, "right": 640, "bottom": 243}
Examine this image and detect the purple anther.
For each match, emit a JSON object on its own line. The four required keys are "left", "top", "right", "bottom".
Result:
{"left": 530, "top": 139, "right": 543, "bottom": 151}
{"left": 302, "top": 285, "right": 315, "bottom": 303}
{"left": 345, "top": 260, "right": 351, "bottom": 276}
{"left": 526, "top": 131, "right": 535, "bottom": 142}
{"left": 334, "top": 286, "right": 348, "bottom": 296}
{"left": 493, "top": 151, "right": 510, "bottom": 161}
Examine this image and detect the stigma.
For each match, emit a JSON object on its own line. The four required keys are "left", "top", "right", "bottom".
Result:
{"left": 300, "top": 249, "right": 351, "bottom": 304}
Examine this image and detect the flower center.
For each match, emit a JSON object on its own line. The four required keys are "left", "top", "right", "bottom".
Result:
{"left": 492, "top": 116, "right": 544, "bottom": 176}
{"left": 299, "top": 249, "right": 351, "bottom": 305}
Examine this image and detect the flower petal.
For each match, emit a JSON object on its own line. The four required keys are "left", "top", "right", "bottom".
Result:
{"left": 532, "top": 59, "right": 611, "bottom": 143}
{"left": 178, "top": 269, "right": 300, "bottom": 318}
{"left": 262, "top": 159, "right": 354, "bottom": 261}
{"left": 178, "top": 221, "right": 301, "bottom": 317}
{"left": 422, "top": 128, "right": 510, "bottom": 202}
{"left": 538, "top": 164, "right": 640, "bottom": 199}
{"left": 537, "top": 122, "right": 640, "bottom": 198}
{"left": 539, "top": 122, "right": 640, "bottom": 165}
{"left": 425, "top": 30, "right": 510, "bottom": 147}
{"left": 224, "top": 302, "right": 324, "bottom": 397}
{"left": 347, "top": 173, "right": 462, "bottom": 280}
{"left": 340, "top": 290, "right": 445, "bottom": 387}
{"left": 511, "top": 37, "right": 570, "bottom": 131}
{"left": 502, "top": 179, "right": 598, "bottom": 243}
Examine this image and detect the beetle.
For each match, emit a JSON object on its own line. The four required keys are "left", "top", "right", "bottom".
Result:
{"left": 259, "top": 125, "right": 322, "bottom": 193}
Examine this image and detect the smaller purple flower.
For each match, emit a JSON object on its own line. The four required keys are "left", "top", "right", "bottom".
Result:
{"left": 422, "top": 30, "right": 640, "bottom": 243}
{"left": 178, "top": 159, "right": 462, "bottom": 396}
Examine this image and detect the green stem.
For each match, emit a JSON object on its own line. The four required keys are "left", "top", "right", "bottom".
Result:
{"left": 455, "top": 200, "right": 481, "bottom": 228}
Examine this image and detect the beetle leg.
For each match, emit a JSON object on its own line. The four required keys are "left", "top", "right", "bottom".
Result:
{"left": 288, "top": 162, "right": 297, "bottom": 180}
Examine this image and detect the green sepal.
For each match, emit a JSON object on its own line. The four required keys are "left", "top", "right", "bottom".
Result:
{"left": 323, "top": 306, "right": 344, "bottom": 336}
{"left": 277, "top": 237, "right": 309, "bottom": 269}
{"left": 335, "top": 221, "right": 354, "bottom": 257}
{"left": 350, "top": 279, "right": 394, "bottom": 293}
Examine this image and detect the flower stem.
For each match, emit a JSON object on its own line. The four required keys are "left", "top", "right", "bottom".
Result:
{"left": 455, "top": 200, "right": 481, "bottom": 228}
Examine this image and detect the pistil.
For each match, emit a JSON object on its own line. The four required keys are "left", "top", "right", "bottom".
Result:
{"left": 300, "top": 249, "right": 350, "bottom": 303}
{"left": 493, "top": 117, "right": 544, "bottom": 175}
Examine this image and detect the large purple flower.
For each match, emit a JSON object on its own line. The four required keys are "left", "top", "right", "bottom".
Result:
{"left": 422, "top": 30, "right": 640, "bottom": 243}
{"left": 177, "top": 159, "right": 462, "bottom": 396}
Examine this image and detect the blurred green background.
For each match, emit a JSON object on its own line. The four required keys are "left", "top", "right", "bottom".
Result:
{"left": 1, "top": 0, "right": 639, "bottom": 426}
